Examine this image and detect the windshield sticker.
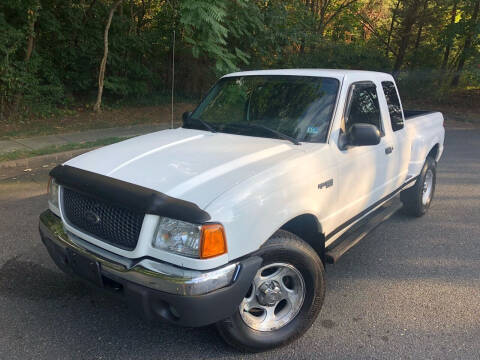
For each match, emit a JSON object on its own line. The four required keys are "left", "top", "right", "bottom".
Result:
{"left": 307, "top": 126, "right": 319, "bottom": 135}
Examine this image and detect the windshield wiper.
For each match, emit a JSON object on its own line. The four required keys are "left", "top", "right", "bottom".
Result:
{"left": 248, "top": 123, "right": 300, "bottom": 145}
{"left": 188, "top": 117, "right": 217, "bottom": 133}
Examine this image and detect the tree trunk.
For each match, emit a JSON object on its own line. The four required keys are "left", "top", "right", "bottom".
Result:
{"left": 413, "top": 25, "right": 422, "bottom": 50}
{"left": 386, "top": 0, "right": 401, "bottom": 57}
{"left": 393, "top": 1, "right": 422, "bottom": 74}
{"left": 93, "top": 0, "right": 123, "bottom": 113}
{"left": 25, "top": 32, "right": 35, "bottom": 62}
{"left": 129, "top": 0, "right": 135, "bottom": 34}
{"left": 441, "top": 0, "right": 457, "bottom": 70}
{"left": 451, "top": 0, "right": 479, "bottom": 87}
{"left": 413, "top": 0, "right": 429, "bottom": 51}
{"left": 25, "top": 4, "right": 40, "bottom": 61}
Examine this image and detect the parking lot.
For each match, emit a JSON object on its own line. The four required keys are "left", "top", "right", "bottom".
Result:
{"left": 0, "top": 125, "right": 479, "bottom": 360}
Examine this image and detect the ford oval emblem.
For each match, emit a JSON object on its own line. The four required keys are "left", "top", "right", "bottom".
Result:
{"left": 85, "top": 210, "right": 101, "bottom": 225}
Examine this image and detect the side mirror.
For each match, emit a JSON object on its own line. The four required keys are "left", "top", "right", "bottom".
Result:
{"left": 346, "top": 123, "right": 381, "bottom": 147}
{"left": 182, "top": 111, "right": 192, "bottom": 122}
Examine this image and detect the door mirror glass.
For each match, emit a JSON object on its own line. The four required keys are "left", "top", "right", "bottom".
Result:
{"left": 347, "top": 123, "right": 381, "bottom": 146}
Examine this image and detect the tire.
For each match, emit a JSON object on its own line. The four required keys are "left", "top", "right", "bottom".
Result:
{"left": 216, "top": 230, "right": 325, "bottom": 352}
{"left": 400, "top": 156, "right": 436, "bottom": 217}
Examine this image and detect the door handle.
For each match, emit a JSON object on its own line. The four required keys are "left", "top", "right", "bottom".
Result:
{"left": 385, "top": 146, "right": 394, "bottom": 155}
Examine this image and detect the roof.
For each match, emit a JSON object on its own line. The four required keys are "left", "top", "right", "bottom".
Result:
{"left": 222, "top": 69, "right": 392, "bottom": 82}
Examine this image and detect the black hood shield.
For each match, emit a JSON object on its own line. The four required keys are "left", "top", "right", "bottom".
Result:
{"left": 50, "top": 165, "right": 211, "bottom": 224}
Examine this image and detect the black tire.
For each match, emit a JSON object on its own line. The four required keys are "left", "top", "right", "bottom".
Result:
{"left": 400, "top": 156, "right": 436, "bottom": 217}
{"left": 216, "top": 230, "right": 325, "bottom": 352}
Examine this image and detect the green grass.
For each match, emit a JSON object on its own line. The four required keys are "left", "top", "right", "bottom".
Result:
{"left": 0, "top": 137, "right": 129, "bottom": 162}
{"left": 0, "top": 102, "right": 192, "bottom": 140}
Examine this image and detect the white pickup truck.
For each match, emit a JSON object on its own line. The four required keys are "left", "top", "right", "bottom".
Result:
{"left": 39, "top": 69, "right": 444, "bottom": 352}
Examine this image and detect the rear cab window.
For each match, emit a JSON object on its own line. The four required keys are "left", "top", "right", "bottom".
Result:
{"left": 381, "top": 81, "right": 404, "bottom": 131}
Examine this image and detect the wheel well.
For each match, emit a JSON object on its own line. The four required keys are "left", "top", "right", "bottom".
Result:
{"left": 280, "top": 214, "right": 325, "bottom": 263}
{"left": 427, "top": 144, "right": 439, "bottom": 160}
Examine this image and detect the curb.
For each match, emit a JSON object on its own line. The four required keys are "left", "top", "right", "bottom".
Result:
{"left": 0, "top": 122, "right": 183, "bottom": 171}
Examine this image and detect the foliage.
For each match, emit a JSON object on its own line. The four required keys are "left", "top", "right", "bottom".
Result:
{"left": 0, "top": 0, "right": 479, "bottom": 120}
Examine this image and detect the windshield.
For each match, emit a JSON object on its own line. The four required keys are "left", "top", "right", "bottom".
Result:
{"left": 187, "top": 75, "right": 339, "bottom": 143}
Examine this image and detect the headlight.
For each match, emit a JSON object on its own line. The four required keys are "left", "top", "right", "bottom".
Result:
{"left": 152, "top": 217, "right": 227, "bottom": 259}
{"left": 153, "top": 217, "right": 201, "bottom": 258}
{"left": 48, "top": 177, "right": 60, "bottom": 215}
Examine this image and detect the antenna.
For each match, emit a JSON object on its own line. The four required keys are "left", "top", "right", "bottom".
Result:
{"left": 171, "top": 29, "right": 175, "bottom": 129}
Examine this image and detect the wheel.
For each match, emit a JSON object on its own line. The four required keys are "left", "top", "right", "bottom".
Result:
{"left": 216, "top": 230, "right": 325, "bottom": 352}
{"left": 401, "top": 156, "right": 436, "bottom": 217}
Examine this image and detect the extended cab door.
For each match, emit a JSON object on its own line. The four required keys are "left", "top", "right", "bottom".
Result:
{"left": 332, "top": 81, "right": 393, "bottom": 227}
{"left": 379, "top": 81, "right": 410, "bottom": 190}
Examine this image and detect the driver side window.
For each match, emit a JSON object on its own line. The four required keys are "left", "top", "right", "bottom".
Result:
{"left": 345, "top": 83, "right": 383, "bottom": 135}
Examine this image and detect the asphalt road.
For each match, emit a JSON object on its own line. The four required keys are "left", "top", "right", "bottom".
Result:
{"left": 0, "top": 126, "right": 479, "bottom": 360}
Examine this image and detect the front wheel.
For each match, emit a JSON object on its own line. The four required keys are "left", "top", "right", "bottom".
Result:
{"left": 216, "top": 230, "right": 325, "bottom": 352}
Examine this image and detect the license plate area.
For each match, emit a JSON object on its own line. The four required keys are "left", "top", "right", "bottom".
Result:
{"left": 67, "top": 249, "right": 103, "bottom": 287}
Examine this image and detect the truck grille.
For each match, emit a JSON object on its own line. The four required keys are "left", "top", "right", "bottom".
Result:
{"left": 62, "top": 188, "right": 145, "bottom": 250}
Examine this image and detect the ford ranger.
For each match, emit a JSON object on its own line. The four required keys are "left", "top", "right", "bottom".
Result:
{"left": 39, "top": 69, "right": 445, "bottom": 352}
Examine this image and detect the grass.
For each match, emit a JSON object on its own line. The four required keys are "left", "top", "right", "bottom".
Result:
{"left": 403, "top": 100, "right": 480, "bottom": 124}
{"left": 402, "top": 88, "right": 480, "bottom": 124}
{"left": 0, "top": 137, "right": 129, "bottom": 162}
{"left": 0, "top": 102, "right": 194, "bottom": 140}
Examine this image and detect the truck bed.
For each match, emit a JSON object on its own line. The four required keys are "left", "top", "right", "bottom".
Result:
{"left": 404, "top": 110, "right": 444, "bottom": 180}
{"left": 404, "top": 109, "right": 436, "bottom": 120}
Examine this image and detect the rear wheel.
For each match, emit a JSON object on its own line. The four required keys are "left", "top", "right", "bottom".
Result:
{"left": 216, "top": 230, "right": 325, "bottom": 352}
{"left": 401, "top": 156, "right": 436, "bottom": 217}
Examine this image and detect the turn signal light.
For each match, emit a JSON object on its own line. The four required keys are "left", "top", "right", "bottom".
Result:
{"left": 200, "top": 224, "right": 227, "bottom": 259}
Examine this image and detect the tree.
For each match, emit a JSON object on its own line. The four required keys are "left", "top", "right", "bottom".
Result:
{"left": 393, "top": 0, "right": 426, "bottom": 73}
{"left": 305, "top": 0, "right": 360, "bottom": 37}
{"left": 451, "top": 0, "right": 480, "bottom": 86}
{"left": 1, "top": 0, "right": 479, "bottom": 120}
{"left": 386, "top": 0, "right": 401, "bottom": 57}
{"left": 441, "top": 0, "right": 458, "bottom": 70}
{"left": 93, "top": 0, "right": 123, "bottom": 112}
{"left": 25, "top": 1, "right": 40, "bottom": 61}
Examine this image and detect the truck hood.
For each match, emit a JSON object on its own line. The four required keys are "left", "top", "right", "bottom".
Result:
{"left": 65, "top": 128, "right": 304, "bottom": 208}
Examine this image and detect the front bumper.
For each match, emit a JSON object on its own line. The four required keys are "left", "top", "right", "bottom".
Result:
{"left": 39, "top": 210, "right": 261, "bottom": 327}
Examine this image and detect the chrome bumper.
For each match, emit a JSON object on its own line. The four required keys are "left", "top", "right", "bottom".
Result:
{"left": 39, "top": 210, "right": 238, "bottom": 296}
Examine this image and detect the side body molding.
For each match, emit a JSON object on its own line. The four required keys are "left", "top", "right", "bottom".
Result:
{"left": 50, "top": 165, "right": 211, "bottom": 223}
